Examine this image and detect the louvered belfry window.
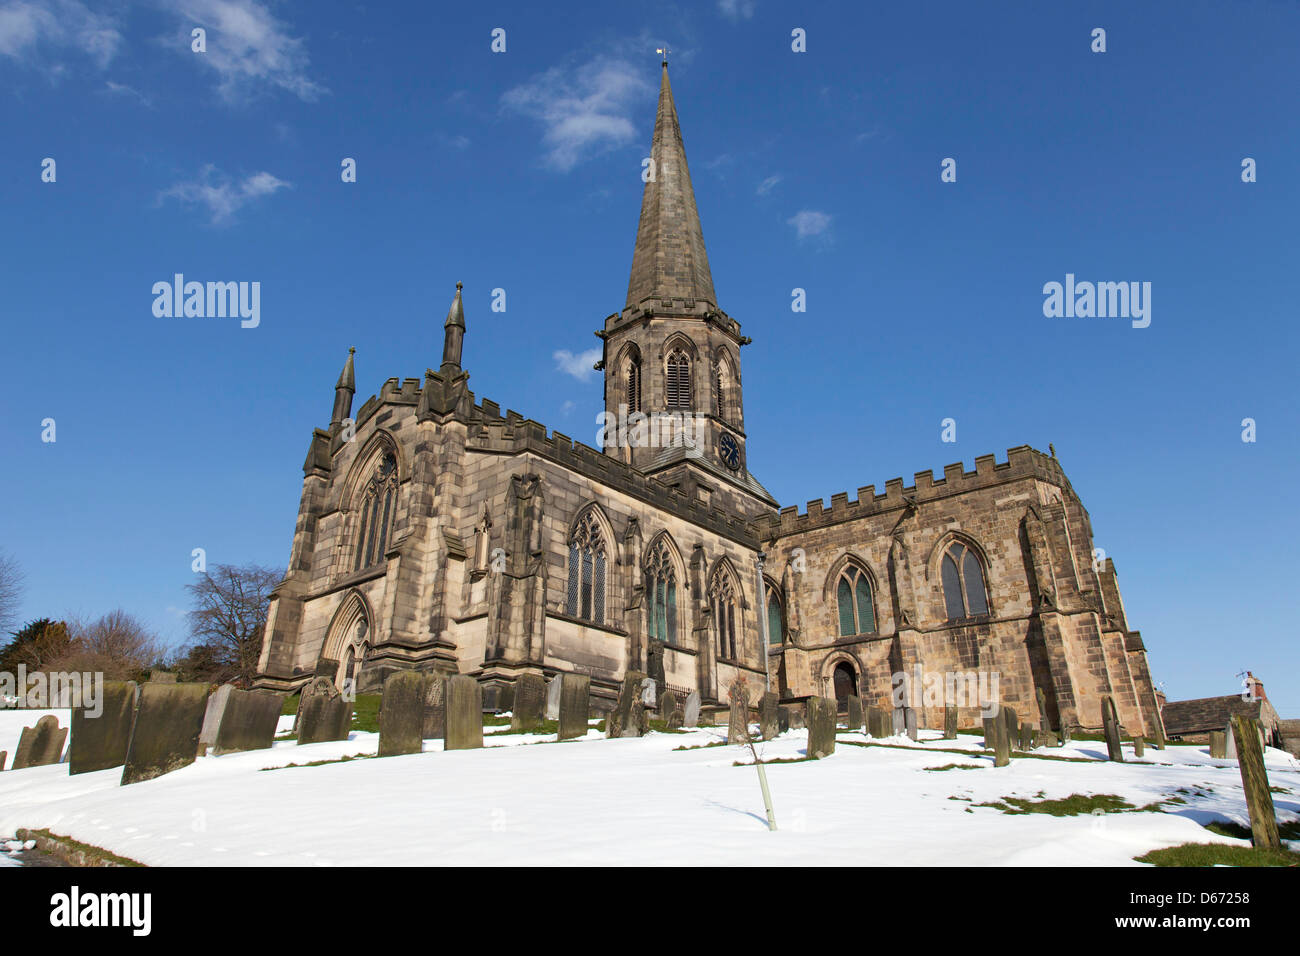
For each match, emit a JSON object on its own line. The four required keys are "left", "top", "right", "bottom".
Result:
{"left": 666, "top": 349, "right": 691, "bottom": 410}
{"left": 627, "top": 357, "right": 642, "bottom": 413}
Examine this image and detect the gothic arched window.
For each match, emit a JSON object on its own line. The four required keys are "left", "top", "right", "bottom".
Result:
{"left": 666, "top": 349, "right": 692, "bottom": 410}
{"left": 627, "top": 353, "right": 642, "bottom": 414}
{"left": 566, "top": 510, "right": 607, "bottom": 625}
{"left": 709, "top": 567, "right": 738, "bottom": 660}
{"left": 942, "top": 541, "right": 989, "bottom": 621}
{"left": 836, "top": 565, "right": 876, "bottom": 637}
{"left": 353, "top": 453, "right": 398, "bottom": 571}
{"left": 765, "top": 582, "right": 784, "bottom": 644}
{"left": 645, "top": 539, "right": 678, "bottom": 645}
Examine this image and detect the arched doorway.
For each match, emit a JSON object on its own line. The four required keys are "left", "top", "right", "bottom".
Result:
{"left": 833, "top": 661, "right": 858, "bottom": 712}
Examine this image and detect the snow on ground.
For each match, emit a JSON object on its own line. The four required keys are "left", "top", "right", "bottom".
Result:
{"left": 0, "top": 709, "right": 70, "bottom": 769}
{"left": 1, "top": 718, "right": 1297, "bottom": 866}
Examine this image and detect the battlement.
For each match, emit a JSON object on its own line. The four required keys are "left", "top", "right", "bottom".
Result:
{"left": 758, "top": 445, "right": 1071, "bottom": 539}
{"left": 465, "top": 413, "right": 757, "bottom": 546}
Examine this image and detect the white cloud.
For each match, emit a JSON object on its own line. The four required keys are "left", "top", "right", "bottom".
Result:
{"left": 787, "top": 209, "right": 832, "bottom": 240}
{"left": 718, "top": 0, "right": 756, "bottom": 21}
{"left": 756, "top": 174, "right": 781, "bottom": 195}
{"left": 163, "top": 0, "right": 324, "bottom": 103}
{"left": 553, "top": 348, "right": 602, "bottom": 382}
{"left": 0, "top": 0, "right": 123, "bottom": 68}
{"left": 503, "top": 56, "right": 655, "bottom": 172}
{"left": 104, "top": 79, "right": 152, "bottom": 106}
{"left": 159, "top": 165, "right": 290, "bottom": 225}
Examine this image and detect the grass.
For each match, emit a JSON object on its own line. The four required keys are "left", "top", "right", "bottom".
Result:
{"left": 486, "top": 719, "right": 559, "bottom": 736}
{"left": 970, "top": 792, "right": 1189, "bottom": 816}
{"left": 1136, "top": 843, "right": 1300, "bottom": 867}
{"left": 17, "top": 828, "right": 145, "bottom": 867}
{"left": 1204, "top": 819, "right": 1300, "bottom": 841}
{"left": 836, "top": 739, "right": 1095, "bottom": 763}
{"left": 259, "top": 753, "right": 374, "bottom": 771}
{"left": 732, "top": 756, "right": 817, "bottom": 766}
{"left": 673, "top": 740, "right": 729, "bottom": 751}
{"left": 280, "top": 692, "right": 381, "bottom": 734}
{"left": 925, "top": 762, "right": 984, "bottom": 772}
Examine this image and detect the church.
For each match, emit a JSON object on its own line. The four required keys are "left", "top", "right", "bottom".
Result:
{"left": 253, "top": 63, "right": 1163, "bottom": 737}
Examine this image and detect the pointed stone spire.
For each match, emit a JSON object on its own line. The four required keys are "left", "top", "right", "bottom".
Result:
{"left": 441, "top": 282, "right": 466, "bottom": 375}
{"left": 626, "top": 63, "right": 716, "bottom": 309}
{"left": 331, "top": 347, "right": 356, "bottom": 431}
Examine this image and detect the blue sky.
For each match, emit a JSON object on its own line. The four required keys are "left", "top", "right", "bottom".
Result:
{"left": 1, "top": 1, "right": 1297, "bottom": 714}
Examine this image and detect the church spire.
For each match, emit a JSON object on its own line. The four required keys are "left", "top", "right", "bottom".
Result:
{"left": 330, "top": 347, "right": 355, "bottom": 432}
{"left": 440, "top": 281, "right": 465, "bottom": 375}
{"left": 625, "top": 62, "right": 716, "bottom": 309}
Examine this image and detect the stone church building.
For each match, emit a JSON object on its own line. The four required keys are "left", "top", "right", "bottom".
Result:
{"left": 254, "top": 63, "right": 1163, "bottom": 736}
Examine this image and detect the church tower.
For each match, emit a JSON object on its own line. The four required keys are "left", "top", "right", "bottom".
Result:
{"left": 599, "top": 60, "right": 775, "bottom": 515}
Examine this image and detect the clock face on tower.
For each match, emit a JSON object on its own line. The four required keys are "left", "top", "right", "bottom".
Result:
{"left": 718, "top": 432, "right": 741, "bottom": 470}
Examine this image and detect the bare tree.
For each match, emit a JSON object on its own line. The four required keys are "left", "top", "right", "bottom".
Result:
{"left": 57, "top": 610, "right": 164, "bottom": 680}
{"left": 0, "top": 551, "right": 24, "bottom": 636}
{"left": 184, "top": 563, "right": 283, "bottom": 686}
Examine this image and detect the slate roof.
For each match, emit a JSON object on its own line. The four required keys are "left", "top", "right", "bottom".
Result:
{"left": 1160, "top": 695, "right": 1263, "bottom": 736}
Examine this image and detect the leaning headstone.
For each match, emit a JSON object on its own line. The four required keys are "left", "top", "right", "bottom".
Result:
{"left": 422, "top": 676, "right": 446, "bottom": 739}
{"left": 607, "top": 671, "right": 647, "bottom": 738}
{"left": 683, "top": 690, "right": 701, "bottom": 728}
{"left": 639, "top": 677, "right": 657, "bottom": 709}
{"left": 1133, "top": 735, "right": 1145, "bottom": 758}
{"left": 904, "top": 707, "right": 919, "bottom": 741}
{"left": 1036, "top": 687, "right": 1049, "bottom": 730}
{"left": 727, "top": 678, "right": 750, "bottom": 744}
{"left": 846, "top": 695, "right": 864, "bottom": 732}
{"left": 628, "top": 698, "right": 650, "bottom": 737}
{"left": 1224, "top": 722, "right": 1238, "bottom": 761}
{"left": 982, "top": 715, "right": 995, "bottom": 748}
{"left": 211, "top": 689, "right": 282, "bottom": 755}
{"left": 1018, "top": 720, "right": 1036, "bottom": 752}
{"left": 70, "top": 681, "right": 138, "bottom": 775}
{"left": 297, "top": 676, "right": 353, "bottom": 744}
{"left": 544, "top": 675, "right": 563, "bottom": 720}
{"left": 510, "top": 674, "right": 547, "bottom": 732}
{"left": 1002, "top": 706, "right": 1019, "bottom": 751}
{"left": 121, "top": 683, "right": 210, "bottom": 786}
{"left": 943, "top": 705, "right": 958, "bottom": 739}
{"left": 1209, "top": 730, "right": 1227, "bottom": 759}
{"left": 558, "top": 673, "right": 591, "bottom": 740}
{"left": 378, "top": 672, "right": 430, "bottom": 757}
{"left": 444, "top": 676, "right": 483, "bottom": 750}
{"left": 1231, "top": 714, "right": 1281, "bottom": 849}
{"left": 990, "top": 705, "right": 1011, "bottom": 767}
{"left": 1100, "top": 696, "right": 1124, "bottom": 762}
{"left": 198, "top": 685, "right": 237, "bottom": 754}
{"left": 13, "top": 715, "right": 68, "bottom": 769}
{"left": 806, "top": 696, "right": 836, "bottom": 759}
{"left": 758, "top": 692, "right": 779, "bottom": 741}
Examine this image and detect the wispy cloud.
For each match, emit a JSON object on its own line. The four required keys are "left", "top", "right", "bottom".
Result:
{"left": 0, "top": 0, "right": 123, "bottom": 68}
{"left": 718, "top": 0, "right": 756, "bottom": 21}
{"left": 503, "top": 56, "right": 655, "bottom": 172}
{"left": 103, "top": 79, "right": 152, "bottom": 106}
{"left": 162, "top": 0, "right": 325, "bottom": 103}
{"left": 159, "top": 165, "right": 290, "bottom": 225}
{"left": 757, "top": 174, "right": 782, "bottom": 195}
{"left": 788, "top": 209, "right": 832, "bottom": 240}
{"left": 553, "top": 348, "right": 602, "bottom": 382}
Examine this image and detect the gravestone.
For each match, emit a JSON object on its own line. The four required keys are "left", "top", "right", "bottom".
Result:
{"left": 205, "top": 688, "right": 282, "bottom": 755}
{"left": 1019, "top": 721, "right": 1036, "bottom": 751}
{"left": 1002, "top": 706, "right": 1019, "bottom": 751}
{"left": 759, "top": 692, "right": 779, "bottom": 741}
{"left": 891, "top": 707, "right": 905, "bottom": 736}
{"left": 297, "top": 676, "right": 353, "bottom": 744}
{"left": 1224, "top": 722, "right": 1237, "bottom": 761}
{"left": 1060, "top": 722, "right": 1071, "bottom": 744}
{"left": 198, "top": 685, "right": 236, "bottom": 754}
{"left": 661, "top": 689, "right": 679, "bottom": 726}
{"left": 69, "top": 681, "right": 138, "bottom": 775}
{"left": 868, "top": 706, "right": 891, "bottom": 739}
{"left": 510, "top": 674, "right": 547, "bottom": 732}
{"left": 558, "top": 673, "right": 591, "bottom": 741}
{"left": 777, "top": 703, "right": 790, "bottom": 734}
{"left": 783, "top": 704, "right": 805, "bottom": 730}
{"left": 846, "top": 695, "right": 864, "bottom": 732}
{"left": 1100, "top": 696, "right": 1124, "bottom": 762}
{"left": 943, "top": 705, "right": 958, "bottom": 740}
{"left": 806, "top": 696, "right": 836, "bottom": 759}
{"left": 444, "top": 675, "right": 484, "bottom": 750}
{"left": 904, "top": 707, "right": 919, "bottom": 741}
{"left": 683, "top": 690, "right": 701, "bottom": 728}
{"left": 727, "top": 679, "right": 750, "bottom": 744}
{"left": 121, "top": 683, "right": 210, "bottom": 786}
{"left": 639, "top": 677, "right": 657, "bottom": 709}
{"left": 378, "top": 672, "right": 430, "bottom": 757}
{"left": 1133, "top": 735, "right": 1145, "bottom": 758}
{"left": 0, "top": 751, "right": 5, "bottom": 771}
{"left": 990, "top": 705, "right": 1011, "bottom": 768}
{"left": 1036, "top": 687, "right": 1049, "bottom": 731}
{"left": 628, "top": 698, "right": 650, "bottom": 737}
{"left": 982, "top": 715, "right": 994, "bottom": 748}
{"left": 1231, "top": 714, "right": 1281, "bottom": 849}
{"left": 608, "top": 671, "right": 647, "bottom": 738}
{"left": 422, "top": 676, "right": 446, "bottom": 739}
{"left": 1209, "top": 730, "right": 1227, "bottom": 759}
{"left": 13, "top": 715, "right": 68, "bottom": 769}
{"left": 1037, "top": 729, "right": 1058, "bottom": 748}
{"left": 544, "top": 676, "right": 562, "bottom": 720}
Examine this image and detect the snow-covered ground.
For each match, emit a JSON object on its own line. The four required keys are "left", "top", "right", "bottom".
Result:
{"left": 1, "top": 707, "right": 1297, "bottom": 866}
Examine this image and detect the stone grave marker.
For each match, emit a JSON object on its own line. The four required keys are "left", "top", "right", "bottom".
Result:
{"left": 639, "top": 677, "right": 657, "bottom": 709}
{"left": 422, "top": 676, "right": 446, "bottom": 739}
{"left": 444, "top": 675, "right": 484, "bottom": 750}
{"left": 1231, "top": 714, "right": 1281, "bottom": 850}
{"left": 943, "top": 705, "right": 958, "bottom": 739}
{"left": 683, "top": 690, "right": 701, "bottom": 728}
{"left": 69, "top": 681, "right": 138, "bottom": 775}
{"left": 1002, "top": 706, "right": 1019, "bottom": 750}
{"left": 661, "top": 689, "right": 680, "bottom": 728}
{"left": 13, "top": 715, "right": 68, "bottom": 769}
{"left": 806, "top": 696, "right": 836, "bottom": 759}
{"left": 1019, "top": 720, "right": 1036, "bottom": 751}
{"left": 1208, "top": 730, "right": 1227, "bottom": 759}
{"left": 1224, "top": 722, "right": 1237, "bottom": 761}
{"left": 203, "top": 687, "right": 283, "bottom": 756}
{"left": 558, "top": 674, "right": 591, "bottom": 741}
{"left": 783, "top": 703, "right": 805, "bottom": 730}
{"left": 511, "top": 674, "right": 547, "bottom": 732}
{"left": 378, "top": 672, "right": 430, "bottom": 757}
{"left": 727, "top": 678, "right": 750, "bottom": 744}
{"left": 1100, "top": 696, "right": 1124, "bottom": 762}
{"left": 891, "top": 707, "right": 905, "bottom": 736}
{"left": 607, "top": 671, "right": 647, "bottom": 738}
{"left": 198, "top": 685, "right": 236, "bottom": 754}
{"left": 846, "top": 695, "right": 864, "bottom": 732}
{"left": 297, "top": 676, "right": 353, "bottom": 744}
{"left": 544, "top": 675, "right": 562, "bottom": 720}
{"left": 990, "top": 705, "right": 1011, "bottom": 767}
{"left": 759, "top": 692, "right": 779, "bottom": 741}
{"left": 121, "top": 683, "right": 210, "bottom": 786}
{"left": 1133, "top": 735, "right": 1145, "bottom": 758}
{"left": 868, "top": 706, "right": 890, "bottom": 739}
{"left": 905, "top": 707, "right": 919, "bottom": 741}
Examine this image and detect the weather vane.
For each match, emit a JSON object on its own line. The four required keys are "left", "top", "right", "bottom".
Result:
{"left": 657, "top": 45, "right": 670, "bottom": 63}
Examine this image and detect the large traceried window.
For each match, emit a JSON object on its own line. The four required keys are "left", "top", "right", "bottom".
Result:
{"left": 566, "top": 510, "right": 607, "bottom": 625}
{"left": 353, "top": 453, "right": 398, "bottom": 571}
{"left": 709, "top": 567, "right": 738, "bottom": 660}
{"left": 835, "top": 565, "right": 876, "bottom": 637}
{"left": 666, "top": 349, "right": 692, "bottom": 410}
{"left": 765, "top": 582, "right": 784, "bottom": 644}
{"left": 942, "top": 541, "right": 989, "bottom": 621}
{"left": 644, "top": 539, "right": 678, "bottom": 645}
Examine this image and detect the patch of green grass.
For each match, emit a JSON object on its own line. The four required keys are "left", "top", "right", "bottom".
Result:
{"left": 486, "top": 719, "right": 559, "bottom": 736}
{"left": 837, "top": 739, "right": 1094, "bottom": 763}
{"left": 1137, "top": 843, "right": 1300, "bottom": 867}
{"left": 976, "top": 793, "right": 1136, "bottom": 816}
{"left": 647, "top": 719, "right": 691, "bottom": 733}
{"left": 281, "top": 693, "right": 300, "bottom": 716}
{"left": 733, "top": 756, "right": 817, "bottom": 766}
{"left": 673, "top": 740, "right": 729, "bottom": 751}
{"left": 349, "top": 694, "right": 381, "bottom": 733}
{"left": 259, "top": 753, "right": 375, "bottom": 771}
{"left": 925, "top": 763, "right": 984, "bottom": 772}
{"left": 1205, "top": 819, "right": 1300, "bottom": 841}
{"left": 19, "top": 829, "right": 145, "bottom": 867}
